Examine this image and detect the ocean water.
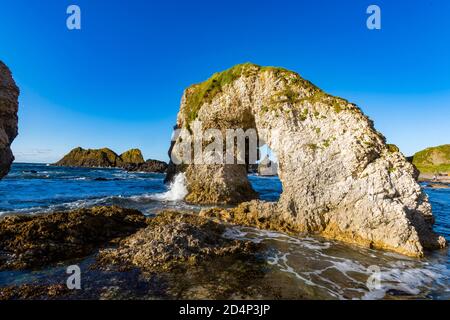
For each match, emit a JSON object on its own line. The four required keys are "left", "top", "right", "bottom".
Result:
{"left": 0, "top": 163, "right": 449, "bottom": 299}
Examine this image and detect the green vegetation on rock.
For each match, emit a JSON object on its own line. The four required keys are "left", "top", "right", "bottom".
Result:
{"left": 119, "top": 149, "right": 145, "bottom": 165}
{"left": 54, "top": 147, "right": 145, "bottom": 168}
{"left": 183, "top": 63, "right": 315, "bottom": 126}
{"left": 387, "top": 144, "right": 400, "bottom": 153}
{"left": 182, "top": 62, "right": 361, "bottom": 126}
{"left": 411, "top": 144, "right": 450, "bottom": 173}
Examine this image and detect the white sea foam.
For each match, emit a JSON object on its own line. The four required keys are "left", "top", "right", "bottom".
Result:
{"left": 223, "top": 225, "right": 450, "bottom": 300}
{"left": 149, "top": 173, "right": 188, "bottom": 202}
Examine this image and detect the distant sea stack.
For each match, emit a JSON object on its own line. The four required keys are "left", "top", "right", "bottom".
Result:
{"left": 0, "top": 61, "right": 19, "bottom": 179}
{"left": 54, "top": 147, "right": 145, "bottom": 168}
{"left": 167, "top": 63, "right": 446, "bottom": 257}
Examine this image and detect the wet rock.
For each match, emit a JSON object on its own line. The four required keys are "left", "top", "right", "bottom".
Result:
{"left": 0, "top": 284, "right": 71, "bottom": 300}
{"left": 200, "top": 201, "right": 295, "bottom": 235}
{"left": 0, "top": 206, "right": 148, "bottom": 270}
{"left": 0, "top": 61, "right": 19, "bottom": 179}
{"left": 96, "top": 211, "right": 259, "bottom": 273}
{"left": 123, "top": 159, "right": 168, "bottom": 173}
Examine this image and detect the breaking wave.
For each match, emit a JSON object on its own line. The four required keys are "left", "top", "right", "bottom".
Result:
{"left": 149, "top": 173, "right": 188, "bottom": 202}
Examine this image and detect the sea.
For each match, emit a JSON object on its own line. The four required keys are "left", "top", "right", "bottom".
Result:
{"left": 0, "top": 163, "right": 448, "bottom": 299}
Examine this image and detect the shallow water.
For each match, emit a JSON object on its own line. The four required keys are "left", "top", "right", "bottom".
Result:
{"left": 0, "top": 163, "right": 448, "bottom": 299}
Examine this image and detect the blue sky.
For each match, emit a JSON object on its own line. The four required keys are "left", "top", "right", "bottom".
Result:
{"left": 1, "top": 0, "right": 449, "bottom": 162}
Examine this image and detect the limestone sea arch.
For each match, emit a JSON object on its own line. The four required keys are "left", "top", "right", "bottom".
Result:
{"left": 166, "top": 63, "right": 446, "bottom": 257}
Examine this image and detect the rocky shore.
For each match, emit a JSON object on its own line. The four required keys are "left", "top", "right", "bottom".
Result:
{"left": 0, "top": 206, "right": 271, "bottom": 300}
{"left": 0, "top": 62, "right": 448, "bottom": 299}
{"left": 0, "top": 206, "right": 148, "bottom": 270}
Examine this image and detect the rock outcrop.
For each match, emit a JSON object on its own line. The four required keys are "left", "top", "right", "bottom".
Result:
{"left": 54, "top": 147, "right": 144, "bottom": 168}
{"left": 96, "top": 211, "right": 258, "bottom": 273}
{"left": 119, "top": 149, "right": 145, "bottom": 165}
{"left": 0, "top": 61, "right": 19, "bottom": 179}
{"left": 167, "top": 63, "right": 446, "bottom": 257}
{"left": 123, "top": 159, "right": 168, "bottom": 173}
{"left": 0, "top": 206, "right": 148, "bottom": 270}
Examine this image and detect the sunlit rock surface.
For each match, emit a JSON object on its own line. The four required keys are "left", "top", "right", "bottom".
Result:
{"left": 168, "top": 63, "right": 446, "bottom": 257}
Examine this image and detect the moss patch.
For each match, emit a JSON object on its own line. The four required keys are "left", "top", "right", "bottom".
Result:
{"left": 387, "top": 144, "right": 400, "bottom": 153}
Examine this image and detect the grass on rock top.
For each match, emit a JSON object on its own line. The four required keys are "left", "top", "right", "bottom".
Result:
{"left": 182, "top": 62, "right": 360, "bottom": 127}
{"left": 183, "top": 63, "right": 312, "bottom": 126}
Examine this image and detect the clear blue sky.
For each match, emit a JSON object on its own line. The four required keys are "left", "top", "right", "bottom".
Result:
{"left": 1, "top": 0, "right": 449, "bottom": 162}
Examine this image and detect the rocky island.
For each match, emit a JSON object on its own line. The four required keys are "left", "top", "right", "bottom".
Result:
{"left": 54, "top": 147, "right": 168, "bottom": 172}
{"left": 0, "top": 61, "right": 19, "bottom": 179}
{"left": 54, "top": 147, "right": 145, "bottom": 168}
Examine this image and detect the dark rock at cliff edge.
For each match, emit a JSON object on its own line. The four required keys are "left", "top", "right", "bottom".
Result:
{"left": 0, "top": 61, "right": 19, "bottom": 179}
{"left": 123, "top": 159, "right": 168, "bottom": 173}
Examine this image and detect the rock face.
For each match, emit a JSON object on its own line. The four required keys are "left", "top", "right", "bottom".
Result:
{"left": 167, "top": 63, "right": 446, "bottom": 257}
{"left": 411, "top": 144, "right": 450, "bottom": 174}
{"left": 0, "top": 206, "right": 148, "bottom": 270}
{"left": 119, "top": 148, "right": 145, "bottom": 165}
{"left": 0, "top": 61, "right": 19, "bottom": 179}
{"left": 96, "top": 211, "right": 258, "bottom": 272}
{"left": 54, "top": 147, "right": 144, "bottom": 168}
{"left": 123, "top": 159, "right": 168, "bottom": 173}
